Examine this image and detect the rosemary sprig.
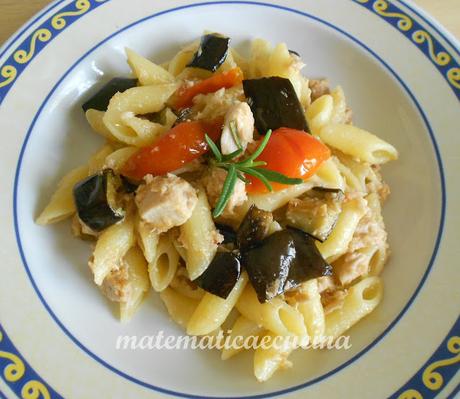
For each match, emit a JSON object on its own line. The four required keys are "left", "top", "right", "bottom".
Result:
{"left": 205, "top": 129, "right": 303, "bottom": 218}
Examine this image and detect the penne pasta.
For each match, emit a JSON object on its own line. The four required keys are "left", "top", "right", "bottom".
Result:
{"left": 325, "top": 276, "right": 383, "bottom": 339}
{"left": 317, "top": 197, "right": 368, "bottom": 262}
{"left": 85, "top": 109, "right": 117, "bottom": 142}
{"left": 306, "top": 94, "right": 333, "bottom": 135}
{"left": 314, "top": 156, "right": 346, "bottom": 191}
{"left": 88, "top": 144, "right": 114, "bottom": 175}
{"left": 221, "top": 315, "right": 263, "bottom": 360}
{"left": 135, "top": 214, "right": 159, "bottom": 263}
{"left": 90, "top": 211, "right": 135, "bottom": 285}
{"left": 319, "top": 124, "right": 398, "bottom": 164}
{"left": 295, "top": 279, "right": 326, "bottom": 340}
{"left": 236, "top": 285, "right": 307, "bottom": 338}
{"left": 104, "top": 146, "right": 138, "bottom": 174}
{"left": 167, "top": 41, "right": 199, "bottom": 76}
{"left": 179, "top": 188, "right": 220, "bottom": 280}
{"left": 253, "top": 331, "right": 296, "bottom": 382}
{"left": 160, "top": 287, "right": 200, "bottom": 330}
{"left": 36, "top": 165, "right": 89, "bottom": 225}
{"left": 169, "top": 266, "right": 205, "bottom": 300}
{"left": 126, "top": 48, "right": 175, "bottom": 85}
{"left": 245, "top": 180, "right": 319, "bottom": 212}
{"left": 119, "top": 246, "right": 150, "bottom": 322}
{"left": 103, "top": 83, "right": 178, "bottom": 147}
{"left": 187, "top": 272, "right": 248, "bottom": 336}
{"left": 149, "top": 233, "right": 180, "bottom": 292}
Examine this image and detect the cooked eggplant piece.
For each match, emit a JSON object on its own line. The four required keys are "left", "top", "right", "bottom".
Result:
{"left": 236, "top": 205, "right": 273, "bottom": 251}
{"left": 82, "top": 78, "right": 138, "bottom": 112}
{"left": 173, "top": 107, "right": 193, "bottom": 126}
{"left": 216, "top": 223, "right": 237, "bottom": 244}
{"left": 284, "top": 227, "right": 333, "bottom": 290}
{"left": 243, "top": 230, "right": 294, "bottom": 302}
{"left": 243, "top": 77, "right": 308, "bottom": 133}
{"left": 243, "top": 228, "right": 331, "bottom": 302}
{"left": 186, "top": 34, "right": 230, "bottom": 72}
{"left": 286, "top": 188, "right": 344, "bottom": 242}
{"left": 120, "top": 176, "right": 139, "bottom": 194}
{"left": 73, "top": 169, "right": 125, "bottom": 232}
{"left": 138, "top": 107, "right": 169, "bottom": 124}
{"left": 193, "top": 251, "right": 241, "bottom": 299}
{"left": 312, "top": 187, "right": 344, "bottom": 194}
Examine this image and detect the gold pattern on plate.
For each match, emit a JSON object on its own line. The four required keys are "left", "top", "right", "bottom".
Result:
{"left": 422, "top": 336, "right": 460, "bottom": 390}
{"left": 13, "top": 29, "right": 52, "bottom": 64}
{"left": 412, "top": 30, "right": 451, "bottom": 66}
{"left": 397, "top": 389, "right": 423, "bottom": 399}
{"left": 372, "top": 0, "right": 413, "bottom": 31}
{"left": 0, "top": 65, "right": 18, "bottom": 88}
{"left": 51, "top": 0, "right": 91, "bottom": 30}
{"left": 21, "top": 380, "right": 51, "bottom": 399}
{"left": 447, "top": 68, "right": 460, "bottom": 89}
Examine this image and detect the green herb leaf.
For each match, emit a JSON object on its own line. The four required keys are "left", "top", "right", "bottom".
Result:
{"left": 248, "top": 160, "right": 267, "bottom": 167}
{"left": 205, "top": 134, "right": 222, "bottom": 162}
{"left": 206, "top": 129, "right": 303, "bottom": 218}
{"left": 242, "top": 129, "right": 272, "bottom": 164}
{"left": 236, "top": 171, "right": 248, "bottom": 183}
{"left": 238, "top": 166, "right": 273, "bottom": 192}
{"left": 252, "top": 168, "right": 303, "bottom": 185}
{"left": 213, "top": 165, "right": 237, "bottom": 218}
{"left": 221, "top": 148, "right": 244, "bottom": 162}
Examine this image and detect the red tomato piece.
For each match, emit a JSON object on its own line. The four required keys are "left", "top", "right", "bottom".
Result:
{"left": 122, "top": 120, "right": 222, "bottom": 180}
{"left": 174, "top": 67, "right": 244, "bottom": 109}
{"left": 246, "top": 128, "right": 331, "bottom": 193}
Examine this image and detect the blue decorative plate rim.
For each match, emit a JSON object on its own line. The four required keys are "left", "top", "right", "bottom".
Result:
{"left": 1, "top": 1, "right": 457, "bottom": 398}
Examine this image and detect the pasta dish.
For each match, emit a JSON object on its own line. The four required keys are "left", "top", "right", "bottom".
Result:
{"left": 37, "top": 33, "right": 398, "bottom": 381}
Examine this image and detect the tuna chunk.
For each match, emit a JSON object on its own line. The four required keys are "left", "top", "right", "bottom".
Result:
{"left": 135, "top": 174, "right": 198, "bottom": 232}
{"left": 309, "top": 79, "right": 330, "bottom": 102}
{"left": 220, "top": 102, "right": 255, "bottom": 155}
{"left": 101, "top": 265, "right": 130, "bottom": 302}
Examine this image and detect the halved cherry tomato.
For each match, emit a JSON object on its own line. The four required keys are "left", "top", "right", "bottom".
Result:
{"left": 174, "top": 67, "right": 243, "bottom": 109}
{"left": 122, "top": 120, "right": 222, "bottom": 180}
{"left": 246, "top": 128, "right": 331, "bottom": 193}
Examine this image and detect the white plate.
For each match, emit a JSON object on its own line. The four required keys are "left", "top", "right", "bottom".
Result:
{"left": 0, "top": 1, "right": 459, "bottom": 398}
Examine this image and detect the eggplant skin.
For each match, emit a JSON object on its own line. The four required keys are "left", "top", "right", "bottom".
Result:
{"left": 120, "top": 176, "right": 139, "bottom": 194}
{"left": 236, "top": 205, "right": 273, "bottom": 251}
{"left": 82, "top": 78, "right": 138, "bottom": 112}
{"left": 243, "top": 231, "right": 294, "bottom": 302}
{"left": 187, "top": 34, "right": 230, "bottom": 72}
{"left": 73, "top": 170, "right": 125, "bottom": 232}
{"left": 243, "top": 228, "right": 331, "bottom": 303}
{"left": 243, "top": 77, "right": 309, "bottom": 133}
{"left": 285, "top": 227, "right": 332, "bottom": 290}
{"left": 312, "top": 187, "right": 343, "bottom": 194}
{"left": 194, "top": 251, "right": 241, "bottom": 299}
{"left": 215, "top": 223, "right": 237, "bottom": 244}
{"left": 173, "top": 107, "right": 193, "bottom": 126}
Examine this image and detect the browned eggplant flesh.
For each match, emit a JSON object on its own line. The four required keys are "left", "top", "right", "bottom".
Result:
{"left": 286, "top": 187, "right": 344, "bottom": 242}
{"left": 236, "top": 205, "right": 273, "bottom": 250}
